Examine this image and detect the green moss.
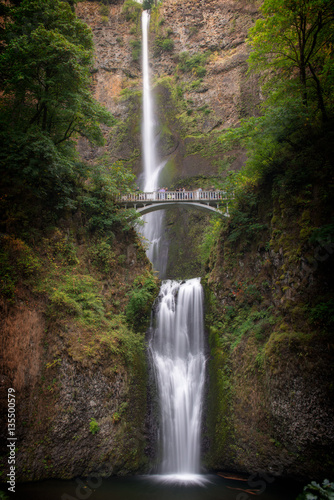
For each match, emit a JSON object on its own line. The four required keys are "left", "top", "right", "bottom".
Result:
{"left": 110, "top": 347, "right": 149, "bottom": 474}
{"left": 154, "top": 76, "right": 223, "bottom": 147}
{"left": 204, "top": 324, "right": 234, "bottom": 468}
{"left": 164, "top": 207, "right": 211, "bottom": 279}
{"left": 0, "top": 235, "right": 41, "bottom": 301}
{"left": 157, "top": 158, "right": 176, "bottom": 187}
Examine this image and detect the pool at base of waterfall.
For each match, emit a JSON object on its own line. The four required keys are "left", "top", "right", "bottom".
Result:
{"left": 11, "top": 474, "right": 303, "bottom": 500}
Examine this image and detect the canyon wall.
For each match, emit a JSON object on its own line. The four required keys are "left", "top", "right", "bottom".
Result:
{"left": 76, "top": 0, "right": 261, "bottom": 278}
{"left": 0, "top": 226, "right": 158, "bottom": 480}
{"left": 1, "top": 0, "right": 332, "bottom": 483}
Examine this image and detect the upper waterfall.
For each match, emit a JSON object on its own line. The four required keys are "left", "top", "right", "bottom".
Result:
{"left": 139, "top": 8, "right": 168, "bottom": 277}
{"left": 142, "top": 10, "right": 157, "bottom": 192}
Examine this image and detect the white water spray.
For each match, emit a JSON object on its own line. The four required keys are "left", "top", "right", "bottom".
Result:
{"left": 150, "top": 279, "right": 206, "bottom": 478}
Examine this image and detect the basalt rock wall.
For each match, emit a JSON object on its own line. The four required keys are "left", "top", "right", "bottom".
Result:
{"left": 76, "top": 0, "right": 260, "bottom": 178}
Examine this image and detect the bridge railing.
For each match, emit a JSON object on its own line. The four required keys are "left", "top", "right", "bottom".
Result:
{"left": 119, "top": 190, "right": 228, "bottom": 202}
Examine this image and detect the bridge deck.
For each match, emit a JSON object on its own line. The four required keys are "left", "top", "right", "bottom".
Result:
{"left": 118, "top": 190, "right": 227, "bottom": 204}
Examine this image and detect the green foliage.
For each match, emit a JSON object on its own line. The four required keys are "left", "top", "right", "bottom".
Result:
{"left": 161, "top": 38, "right": 174, "bottom": 52}
{"left": 52, "top": 236, "right": 79, "bottom": 266}
{"left": 309, "top": 300, "right": 334, "bottom": 329}
{"left": 247, "top": 0, "right": 334, "bottom": 121}
{"left": 79, "top": 155, "right": 139, "bottom": 235}
{"left": 310, "top": 224, "right": 334, "bottom": 246}
{"left": 112, "top": 401, "right": 128, "bottom": 423}
{"left": 0, "top": 0, "right": 115, "bottom": 230}
{"left": 142, "top": 0, "right": 154, "bottom": 10}
{"left": 99, "top": 4, "right": 109, "bottom": 16}
{"left": 125, "top": 272, "right": 159, "bottom": 328}
{"left": 205, "top": 327, "right": 233, "bottom": 467}
{"left": 200, "top": 216, "right": 223, "bottom": 265}
{"left": 89, "top": 417, "right": 100, "bottom": 435}
{"left": 49, "top": 274, "right": 105, "bottom": 323}
{"left": 88, "top": 238, "right": 116, "bottom": 274}
{"left": 0, "top": 235, "right": 41, "bottom": 301}
{"left": 195, "top": 66, "right": 207, "bottom": 78}
{"left": 112, "top": 411, "right": 121, "bottom": 423}
{"left": 216, "top": 291, "right": 276, "bottom": 350}
{"left": 178, "top": 51, "right": 209, "bottom": 77}
{"left": 122, "top": 0, "right": 142, "bottom": 22}
{"left": 50, "top": 289, "right": 83, "bottom": 316}
{"left": 213, "top": 0, "right": 334, "bottom": 260}
{"left": 154, "top": 36, "right": 174, "bottom": 56}
{"left": 130, "top": 39, "right": 141, "bottom": 61}
{"left": 0, "top": 250, "right": 16, "bottom": 300}
{"left": 297, "top": 479, "right": 334, "bottom": 500}
{"left": 226, "top": 192, "right": 268, "bottom": 245}
{"left": 0, "top": 0, "right": 112, "bottom": 143}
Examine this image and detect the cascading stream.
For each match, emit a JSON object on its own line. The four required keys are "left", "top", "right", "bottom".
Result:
{"left": 139, "top": 8, "right": 206, "bottom": 481}
{"left": 140, "top": 9, "right": 167, "bottom": 277}
{"left": 141, "top": 9, "right": 156, "bottom": 187}
{"left": 149, "top": 279, "right": 206, "bottom": 478}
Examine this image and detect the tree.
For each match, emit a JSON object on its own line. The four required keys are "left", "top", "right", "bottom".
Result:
{"left": 247, "top": 0, "right": 334, "bottom": 121}
{"left": 79, "top": 155, "right": 139, "bottom": 234}
{"left": 0, "top": 0, "right": 114, "bottom": 225}
{"left": 0, "top": 0, "right": 112, "bottom": 144}
{"left": 142, "top": 0, "right": 154, "bottom": 10}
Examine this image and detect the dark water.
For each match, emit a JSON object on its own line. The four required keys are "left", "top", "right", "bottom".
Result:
{"left": 6, "top": 474, "right": 303, "bottom": 500}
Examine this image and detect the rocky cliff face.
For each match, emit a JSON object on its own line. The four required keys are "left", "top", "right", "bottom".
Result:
{"left": 76, "top": 0, "right": 260, "bottom": 176}
{"left": 4, "top": 0, "right": 332, "bottom": 484}
{"left": 75, "top": 0, "right": 261, "bottom": 277}
{"left": 0, "top": 227, "right": 158, "bottom": 480}
{"left": 204, "top": 165, "right": 334, "bottom": 479}
{"left": 0, "top": 0, "right": 263, "bottom": 481}
{"left": 152, "top": 0, "right": 260, "bottom": 127}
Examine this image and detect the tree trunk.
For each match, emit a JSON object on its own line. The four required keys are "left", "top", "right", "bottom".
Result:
{"left": 308, "top": 63, "right": 328, "bottom": 122}
{"left": 300, "top": 63, "right": 308, "bottom": 108}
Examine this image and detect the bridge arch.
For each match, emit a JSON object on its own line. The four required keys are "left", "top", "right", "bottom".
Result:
{"left": 118, "top": 190, "right": 230, "bottom": 217}
{"left": 135, "top": 201, "right": 227, "bottom": 216}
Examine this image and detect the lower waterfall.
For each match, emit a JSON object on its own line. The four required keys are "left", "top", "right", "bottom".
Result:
{"left": 149, "top": 278, "right": 206, "bottom": 479}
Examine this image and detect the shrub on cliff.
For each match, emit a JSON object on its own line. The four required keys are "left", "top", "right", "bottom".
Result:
{"left": 126, "top": 272, "right": 159, "bottom": 329}
{"left": 122, "top": 0, "right": 142, "bottom": 22}
{"left": 153, "top": 36, "right": 174, "bottom": 56}
{"left": 178, "top": 51, "right": 209, "bottom": 77}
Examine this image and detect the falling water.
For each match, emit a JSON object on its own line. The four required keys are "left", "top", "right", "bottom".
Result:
{"left": 149, "top": 279, "right": 206, "bottom": 479}
{"left": 140, "top": 9, "right": 168, "bottom": 277}
{"left": 141, "top": 9, "right": 156, "bottom": 185}
{"left": 140, "top": 8, "right": 206, "bottom": 481}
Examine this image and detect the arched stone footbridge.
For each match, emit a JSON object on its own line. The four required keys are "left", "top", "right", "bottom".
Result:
{"left": 118, "top": 190, "right": 230, "bottom": 217}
